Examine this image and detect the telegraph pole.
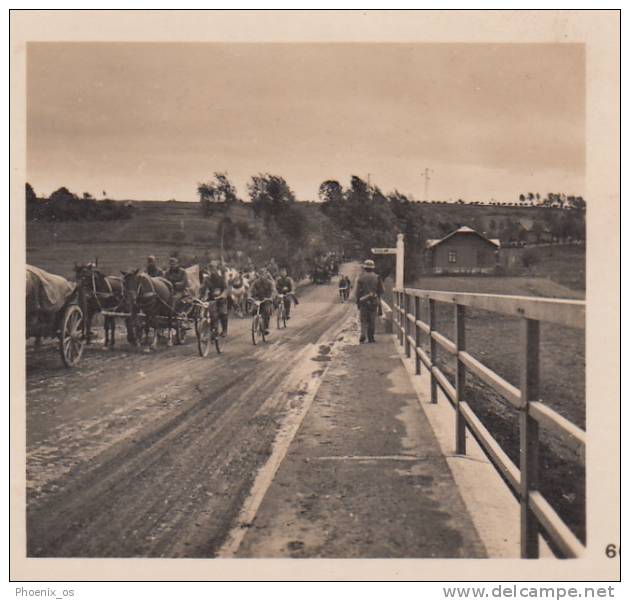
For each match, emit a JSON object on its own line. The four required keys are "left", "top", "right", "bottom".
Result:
{"left": 420, "top": 168, "right": 434, "bottom": 201}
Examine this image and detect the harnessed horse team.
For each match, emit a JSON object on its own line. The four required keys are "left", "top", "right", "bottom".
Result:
{"left": 72, "top": 260, "right": 256, "bottom": 350}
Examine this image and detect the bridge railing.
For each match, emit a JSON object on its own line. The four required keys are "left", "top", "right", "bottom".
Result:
{"left": 392, "top": 287, "right": 586, "bottom": 559}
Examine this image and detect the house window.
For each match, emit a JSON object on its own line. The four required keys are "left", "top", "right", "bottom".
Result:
{"left": 448, "top": 250, "right": 457, "bottom": 263}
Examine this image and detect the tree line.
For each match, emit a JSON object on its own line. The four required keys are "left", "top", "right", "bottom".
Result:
{"left": 196, "top": 172, "right": 586, "bottom": 281}
{"left": 26, "top": 184, "right": 134, "bottom": 222}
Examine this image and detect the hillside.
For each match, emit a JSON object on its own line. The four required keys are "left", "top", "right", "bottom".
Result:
{"left": 25, "top": 200, "right": 348, "bottom": 279}
{"left": 26, "top": 198, "right": 585, "bottom": 283}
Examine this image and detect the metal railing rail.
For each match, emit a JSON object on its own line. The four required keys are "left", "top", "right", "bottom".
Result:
{"left": 392, "top": 287, "right": 586, "bottom": 559}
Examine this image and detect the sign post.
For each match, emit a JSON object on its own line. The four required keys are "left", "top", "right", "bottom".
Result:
{"left": 371, "top": 233, "right": 405, "bottom": 289}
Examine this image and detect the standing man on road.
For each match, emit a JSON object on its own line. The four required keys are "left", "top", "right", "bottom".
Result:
{"left": 355, "top": 259, "right": 383, "bottom": 344}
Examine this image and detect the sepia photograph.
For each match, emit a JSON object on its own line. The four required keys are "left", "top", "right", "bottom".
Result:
{"left": 10, "top": 9, "right": 620, "bottom": 583}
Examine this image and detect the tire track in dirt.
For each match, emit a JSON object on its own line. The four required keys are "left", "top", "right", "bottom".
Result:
{"left": 26, "top": 266, "right": 359, "bottom": 557}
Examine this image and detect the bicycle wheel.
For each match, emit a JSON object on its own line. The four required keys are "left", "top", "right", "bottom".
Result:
{"left": 197, "top": 319, "right": 211, "bottom": 357}
{"left": 276, "top": 303, "right": 286, "bottom": 329}
{"left": 260, "top": 317, "right": 267, "bottom": 342}
{"left": 251, "top": 314, "right": 260, "bottom": 345}
{"left": 213, "top": 326, "right": 223, "bottom": 354}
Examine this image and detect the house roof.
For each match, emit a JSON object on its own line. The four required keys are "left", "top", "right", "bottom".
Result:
{"left": 425, "top": 226, "right": 501, "bottom": 249}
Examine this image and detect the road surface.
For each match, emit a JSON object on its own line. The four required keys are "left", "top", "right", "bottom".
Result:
{"left": 25, "top": 267, "right": 357, "bottom": 557}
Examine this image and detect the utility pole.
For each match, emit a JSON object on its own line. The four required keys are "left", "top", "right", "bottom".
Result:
{"left": 420, "top": 168, "right": 434, "bottom": 201}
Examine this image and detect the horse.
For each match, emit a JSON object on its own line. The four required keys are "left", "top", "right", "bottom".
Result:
{"left": 74, "top": 263, "right": 136, "bottom": 348}
{"left": 223, "top": 267, "right": 248, "bottom": 317}
{"left": 121, "top": 269, "right": 188, "bottom": 348}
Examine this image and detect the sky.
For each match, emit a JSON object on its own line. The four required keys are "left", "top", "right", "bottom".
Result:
{"left": 27, "top": 42, "right": 585, "bottom": 202}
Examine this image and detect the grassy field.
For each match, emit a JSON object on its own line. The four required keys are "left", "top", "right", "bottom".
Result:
{"left": 500, "top": 244, "right": 586, "bottom": 292}
{"left": 414, "top": 274, "right": 584, "bottom": 299}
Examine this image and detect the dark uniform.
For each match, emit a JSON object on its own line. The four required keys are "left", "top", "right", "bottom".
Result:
{"left": 338, "top": 275, "right": 351, "bottom": 301}
{"left": 250, "top": 276, "right": 274, "bottom": 332}
{"left": 275, "top": 274, "right": 297, "bottom": 318}
{"left": 164, "top": 265, "right": 189, "bottom": 310}
{"left": 355, "top": 270, "right": 383, "bottom": 343}
{"left": 146, "top": 262, "right": 163, "bottom": 277}
{"left": 200, "top": 270, "right": 229, "bottom": 335}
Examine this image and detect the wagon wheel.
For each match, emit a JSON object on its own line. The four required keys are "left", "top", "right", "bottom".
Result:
{"left": 59, "top": 304, "right": 85, "bottom": 367}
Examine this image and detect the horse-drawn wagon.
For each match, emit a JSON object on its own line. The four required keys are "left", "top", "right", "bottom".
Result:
{"left": 310, "top": 265, "right": 331, "bottom": 285}
{"left": 26, "top": 265, "right": 87, "bottom": 367}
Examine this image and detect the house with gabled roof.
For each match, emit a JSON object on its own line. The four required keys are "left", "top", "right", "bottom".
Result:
{"left": 424, "top": 226, "right": 501, "bottom": 274}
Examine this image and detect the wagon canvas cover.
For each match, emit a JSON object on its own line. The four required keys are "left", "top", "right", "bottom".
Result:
{"left": 26, "top": 264, "right": 76, "bottom": 313}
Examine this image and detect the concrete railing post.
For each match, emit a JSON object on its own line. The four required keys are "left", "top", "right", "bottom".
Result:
{"left": 520, "top": 318, "right": 540, "bottom": 558}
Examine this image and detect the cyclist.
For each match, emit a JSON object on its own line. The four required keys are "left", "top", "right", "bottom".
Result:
{"left": 275, "top": 267, "right": 298, "bottom": 320}
{"left": 249, "top": 270, "right": 274, "bottom": 335}
{"left": 338, "top": 274, "right": 351, "bottom": 301}
{"left": 199, "top": 261, "right": 229, "bottom": 336}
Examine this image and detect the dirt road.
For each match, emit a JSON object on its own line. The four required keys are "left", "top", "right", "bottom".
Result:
{"left": 26, "top": 267, "right": 357, "bottom": 557}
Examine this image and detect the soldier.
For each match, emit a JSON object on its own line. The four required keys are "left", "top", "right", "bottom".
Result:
{"left": 164, "top": 257, "right": 189, "bottom": 310}
{"left": 249, "top": 270, "right": 274, "bottom": 335}
{"left": 200, "top": 261, "right": 229, "bottom": 336}
{"left": 338, "top": 273, "right": 351, "bottom": 302}
{"left": 146, "top": 255, "right": 163, "bottom": 277}
{"left": 355, "top": 259, "right": 383, "bottom": 343}
{"left": 275, "top": 267, "right": 298, "bottom": 320}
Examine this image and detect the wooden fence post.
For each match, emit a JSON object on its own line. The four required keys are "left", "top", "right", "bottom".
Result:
{"left": 404, "top": 293, "right": 411, "bottom": 357}
{"left": 398, "top": 291, "right": 404, "bottom": 346}
{"left": 414, "top": 295, "right": 421, "bottom": 375}
{"left": 454, "top": 304, "right": 466, "bottom": 455}
{"left": 428, "top": 298, "right": 437, "bottom": 403}
{"left": 520, "top": 318, "right": 540, "bottom": 558}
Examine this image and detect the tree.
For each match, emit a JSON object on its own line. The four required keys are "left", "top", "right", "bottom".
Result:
{"left": 197, "top": 172, "right": 239, "bottom": 216}
{"left": 26, "top": 183, "right": 36, "bottom": 204}
{"left": 346, "top": 175, "right": 371, "bottom": 204}
{"left": 247, "top": 173, "right": 296, "bottom": 223}
{"left": 49, "top": 186, "right": 76, "bottom": 204}
{"left": 318, "top": 180, "right": 344, "bottom": 204}
{"left": 519, "top": 194, "right": 526, "bottom": 203}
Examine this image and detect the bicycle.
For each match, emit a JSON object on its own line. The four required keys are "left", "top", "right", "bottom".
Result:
{"left": 193, "top": 299, "right": 223, "bottom": 357}
{"left": 251, "top": 298, "right": 273, "bottom": 345}
{"left": 276, "top": 293, "right": 288, "bottom": 329}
